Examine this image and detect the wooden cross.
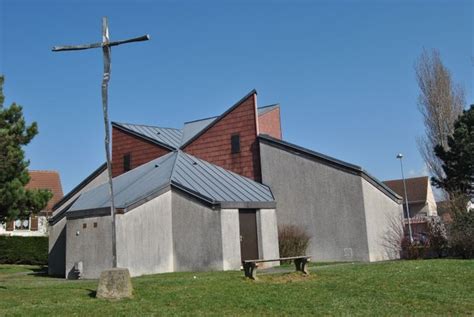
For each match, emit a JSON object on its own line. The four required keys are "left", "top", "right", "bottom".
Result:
{"left": 53, "top": 17, "right": 150, "bottom": 268}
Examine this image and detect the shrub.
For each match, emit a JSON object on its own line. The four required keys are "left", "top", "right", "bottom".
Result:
{"left": 401, "top": 236, "right": 429, "bottom": 260}
{"left": 427, "top": 218, "right": 448, "bottom": 257}
{"left": 449, "top": 210, "right": 474, "bottom": 259}
{"left": 278, "top": 225, "right": 311, "bottom": 260}
{"left": 0, "top": 236, "right": 48, "bottom": 265}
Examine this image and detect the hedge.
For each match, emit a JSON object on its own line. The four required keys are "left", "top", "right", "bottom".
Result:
{"left": 0, "top": 236, "right": 48, "bottom": 265}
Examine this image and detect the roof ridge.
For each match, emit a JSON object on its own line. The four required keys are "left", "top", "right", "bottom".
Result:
{"left": 258, "top": 103, "right": 279, "bottom": 110}
{"left": 183, "top": 115, "right": 218, "bottom": 125}
{"left": 169, "top": 150, "right": 181, "bottom": 181}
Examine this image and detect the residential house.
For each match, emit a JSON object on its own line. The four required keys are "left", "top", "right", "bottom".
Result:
{"left": 1, "top": 171, "right": 63, "bottom": 237}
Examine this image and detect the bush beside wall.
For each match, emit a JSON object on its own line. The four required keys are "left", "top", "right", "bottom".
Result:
{"left": 278, "top": 225, "right": 311, "bottom": 260}
{"left": 0, "top": 236, "right": 48, "bottom": 265}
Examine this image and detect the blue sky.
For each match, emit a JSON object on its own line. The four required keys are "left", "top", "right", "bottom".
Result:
{"left": 1, "top": 0, "right": 472, "bottom": 193}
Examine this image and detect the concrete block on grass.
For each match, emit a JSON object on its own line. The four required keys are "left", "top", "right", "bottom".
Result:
{"left": 96, "top": 268, "right": 133, "bottom": 300}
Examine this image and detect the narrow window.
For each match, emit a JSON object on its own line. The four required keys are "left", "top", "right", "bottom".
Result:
{"left": 83, "top": 223, "right": 87, "bottom": 229}
{"left": 93, "top": 222, "right": 98, "bottom": 228}
{"left": 231, "top": 134, "right": 240, "bottom": 154}
{"left": 123, "top": 153, "right": 131, "bottom": 172}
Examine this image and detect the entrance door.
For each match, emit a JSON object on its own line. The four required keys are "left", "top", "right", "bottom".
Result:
{"left": 239, "top": 209, "right": 259, "bottom": 261}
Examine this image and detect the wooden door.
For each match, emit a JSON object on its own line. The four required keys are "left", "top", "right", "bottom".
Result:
{"left": 239, "top": 209, "right": 259, "bottom": 261}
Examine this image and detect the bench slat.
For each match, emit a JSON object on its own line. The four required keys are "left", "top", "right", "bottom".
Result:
{"left": 243, "top": 255, "right": 310, "bottom": 264}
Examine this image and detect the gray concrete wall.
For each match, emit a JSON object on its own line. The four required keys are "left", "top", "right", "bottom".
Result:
{"left": 65, "top": 215, "right": 113, "bottom": 279}
{"left": 171, "top": 191, "right": 224, "bottom": 271}
{"left": 361, "top": 178, "right": 403, "bottom": 261}
{"left": 220, "top": 209, "right": 242, "bottom": 270}
{"left": 116, "top": 191, "right": 174, "bottom": 277}
{"left": 257, "top": 209, "right": 280, "bottom": 267}
{"left": 260, "top": 142, "right": 370, "bottom": 262}
{"left": 49, "top": 169, "right": 108, "bottom": 277}
{"left": 48, "top": 217, "right": 66, "bottom": 276}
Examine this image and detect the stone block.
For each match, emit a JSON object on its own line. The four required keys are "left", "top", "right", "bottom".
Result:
{"left": 96, "top": 268, "right": 133, "bottom": 300}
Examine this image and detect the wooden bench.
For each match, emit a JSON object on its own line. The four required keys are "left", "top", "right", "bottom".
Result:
{"left": 242, "top": 256, "right": 311, "bottom": 280}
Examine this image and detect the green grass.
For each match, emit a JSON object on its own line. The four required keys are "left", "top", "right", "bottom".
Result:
{"left": 0, "top": 260, "right": 473, "bottom": 316}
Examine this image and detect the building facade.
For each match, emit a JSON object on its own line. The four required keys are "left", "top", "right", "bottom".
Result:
{"left": 49, "top": 90, "right": 402, "bottom": 278}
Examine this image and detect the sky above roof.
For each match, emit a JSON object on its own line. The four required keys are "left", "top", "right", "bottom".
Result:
{"left": 1, "top": 0, "right": 472, "bottom": 193}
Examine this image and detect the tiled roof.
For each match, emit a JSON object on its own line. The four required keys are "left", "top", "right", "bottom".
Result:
{"left": 68, "top": 151, "right": 275, "bottom": 215}
{"left": 383, "top": 176, "right": 429, "bottom": 203}
{"left": 26, "top": 171, "right": 64, "bottom": 211}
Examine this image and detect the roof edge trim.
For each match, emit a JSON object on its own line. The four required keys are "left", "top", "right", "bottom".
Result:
{"left": 52, "top": 163, "right": 107, "bottom": 211}
{"left": 259, "top": 134, "right": 402, "bottom": 203}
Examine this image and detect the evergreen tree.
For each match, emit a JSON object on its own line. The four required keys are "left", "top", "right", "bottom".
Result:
{"left": 432, "top": 105, "right": 474, "bottom": 200}
{"left": 0, "top": 76, "right": 52, "bottom": 222}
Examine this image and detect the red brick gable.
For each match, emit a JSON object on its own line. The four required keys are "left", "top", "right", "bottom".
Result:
{"left": 112, "top": 126, "right": 171, "bottom": 177}
{"left": 259, "top": 106, "right": 282, "bottom": 139}
{"left": 182, "top": 91, "right": 261, "bottom": 181}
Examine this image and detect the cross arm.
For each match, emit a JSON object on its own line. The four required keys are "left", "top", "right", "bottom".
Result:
{"left": 52, "top": 34, "right": 150, "bottom": 52}
{"left": 52, "top": 42, "right": 102, "bottom": 52}
{"left": 109, "top": 35, "right": 150, "bottom": 47}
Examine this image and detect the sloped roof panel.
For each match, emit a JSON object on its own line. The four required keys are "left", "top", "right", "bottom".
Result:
{"left": 67, "top": 151, "right": 274, "bottom": 215}
{"left": 114, "top": 122, "right": 183, "bottom": 149}
{"left": 181, "top": 117, "right": 218, "bottom": 146}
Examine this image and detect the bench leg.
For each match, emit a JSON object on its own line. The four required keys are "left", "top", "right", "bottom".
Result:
{"left": 243, "top": 263, "right": 258, "bottom": 280}
{"left": 294, "top": 258, "right": 310, "bottom": 275}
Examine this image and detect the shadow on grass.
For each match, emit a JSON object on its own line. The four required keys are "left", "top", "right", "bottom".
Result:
{"left": 87, "top": 289, "right": 97, "bottom": 298}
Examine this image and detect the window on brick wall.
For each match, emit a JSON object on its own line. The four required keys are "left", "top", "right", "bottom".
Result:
{"left": 231, "top": 134, "right": 240, "bottom": 154}
{"left": 123, "top": 153, "right": 131, "bottom": 172}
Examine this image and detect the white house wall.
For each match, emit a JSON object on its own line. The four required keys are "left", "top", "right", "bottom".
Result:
{"left": 116, "top": 191, "right": 173, "bottom": 277}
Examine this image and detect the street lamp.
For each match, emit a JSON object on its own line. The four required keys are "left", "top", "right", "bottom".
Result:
{"left": 396, "top": 153, "right": 413, "bottom": 243}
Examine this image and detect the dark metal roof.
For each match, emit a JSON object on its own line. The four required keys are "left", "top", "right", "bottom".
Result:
{"left": 112, "top": 99, "right": 278, "bottom": 150}
{"left": 112, "top": 122, "right": 183, "bottom": 149}
{"left": 258, "top": 134, "right": 402, "bottom": 203}
{"left": 181, "top": 116, "right": 218, "bottom": 146}
{"left": 68, "top": 151, "right": 275, "bottom": 215}
{"left": 258, "top": 104, "right": 279, "bottom": 116}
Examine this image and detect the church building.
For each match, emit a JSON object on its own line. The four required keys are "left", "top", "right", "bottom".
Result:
{"left": 49, "top": 90, "right": 402, "bottom": 279}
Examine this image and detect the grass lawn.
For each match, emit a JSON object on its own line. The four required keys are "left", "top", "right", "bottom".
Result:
{"left": 0, "top": 259, "right": 473, "bottom": 316}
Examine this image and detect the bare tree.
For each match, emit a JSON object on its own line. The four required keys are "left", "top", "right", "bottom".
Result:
{"left": 415, "top": 49, "right": 465, "bottom": 184}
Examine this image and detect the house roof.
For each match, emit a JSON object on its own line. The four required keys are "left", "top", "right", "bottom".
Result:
{"left": 67, "top": 151, "right": 275, "bottom": 217}
{"left": 383, "top": 176, "right": 429, "bottom": 204}
{"left": 258, "top": 134, "right": 402, "bottom": 203}
{"left": 26, "top": 171, "right": 64, "bottom": 211}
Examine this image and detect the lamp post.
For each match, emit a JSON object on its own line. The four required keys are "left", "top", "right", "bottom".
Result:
{"left": 396, "top": 153, "right": 413, "bottom": 243}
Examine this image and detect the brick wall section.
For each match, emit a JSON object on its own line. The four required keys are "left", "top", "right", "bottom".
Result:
{"left": 183, "top": 93, "right": 261, "bottom": 181}
{"left": 112, "top": 127, "right": 171, "bottom": 177}
{"left": 258, "top": 107, "right": 282, "bottom": 139}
